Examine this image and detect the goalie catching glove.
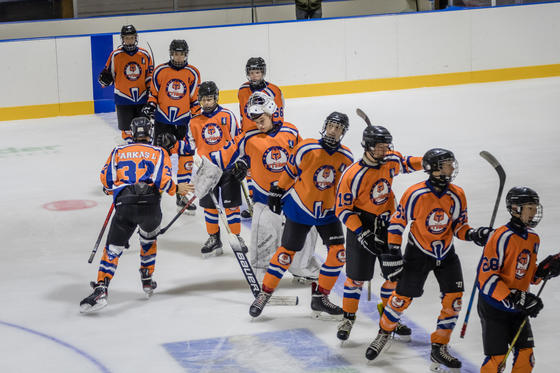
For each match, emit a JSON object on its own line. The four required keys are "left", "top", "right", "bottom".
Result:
{"left": 380, "top": 244, "right": 403, "bottom": 282}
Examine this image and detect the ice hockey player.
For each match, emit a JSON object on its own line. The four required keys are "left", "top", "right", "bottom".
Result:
{"left": 80, "top": 117, "right": 191, "bottom": 313}
{"left": 477, "top": 186, "right": 560, "bottom": 373}
{"left": 208, "top": 91, "right": 320, "bottom": 283}
{"left": 181, "top": 81, "right": 246, "bottom": 257}
{"left": 142, "top": 39, "right": 200, "bottom": 215}
{"left": 248, "top": 112, "right": 354, "bottom": 319}
{"left": 98, "top": 25, "right": 153, "bottom": 144}
{"left": 367, "top": 148, "right": 491, "bottom": 371}
{"left": 335, "top": 124, "right": 422, "bottom": 343}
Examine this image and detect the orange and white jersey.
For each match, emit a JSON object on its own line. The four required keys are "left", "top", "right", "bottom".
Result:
{"left": 388, "top": 180, "right": 472, "bottom": 260}
{"left": 238, "top": 81, "right": 284, "bottom": 132}
{"left": 100, "top": 143, "right": 176, "bottom": 199}
{"left": 336, "top": 151, "right": 422, "bottom": 234}
{"left": 148, "top": 62, "right": 201, "bottom": 126}
{"left": 209, "top": 122, "right": 301, "bottom": 204}
{"left": 104, "top": 47, "right": 153, "bottom": 105}
{"left": 184, "top": 106, "right": 241, "bottom": 158}
{"left": 279, "top": 139, "right": 353, "bottom": 225}
{"left": 476, "top": 224, "right": 540, "bottom": 312}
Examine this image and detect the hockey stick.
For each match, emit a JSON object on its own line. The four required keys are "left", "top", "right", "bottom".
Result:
{"left": 88, "top": 203, "right": 115, "bottom": 263}
{"left": 356, "top": 108, "right": 373, "bottom": 127}
{"left": 498, "top": 279, "right": 548, "bottom": 372}
{"left": 460, "top": 150, "right": 506, "bottom": 338}
{"left": 209, "top": 193, "right": 298, "bottom": 306}
{"left": 240, "top": 179, "right": 254, "bottom": 217}
{"left": 157, "top": 194, "right": 197, "bottom": 236}
{"left": 146, "top": 41, "right": 155, "bottom": 65}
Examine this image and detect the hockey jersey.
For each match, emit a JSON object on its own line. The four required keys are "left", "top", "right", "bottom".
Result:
{"left": 279, "top": 139, "right": 353, "bottom": 226}
{"left": 477, "top": 224, "right": 540, "bottom": 312}
{"left": 336, "top": 151, "right": 422, "bottom": 234}
{"left": 387, "top": 180, "right": 472, "bottom": 260}
{"left": 148, "top": 62, "right": 201, "bottom": 126}
{"left": 100, "top": 143, "right": 176, "bottom": 200}
{"left": 209, "top": 121, "right": 301, "bottom": 204}
{"left": 104, "top": 47, "right": 153, "bottom": 105}
{"left": 238, "top": 81, "right": 284, "bottom": 132}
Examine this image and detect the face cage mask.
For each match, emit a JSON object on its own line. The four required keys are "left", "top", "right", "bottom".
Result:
{"left": 170, "top": 53, "right": 187, "bottom": 68}
{"left": 509, "top": 203, "right": 543, "bottom": 228}
{"left": 121, "top": 36, "right": 138, "bottom": 52}
{"left": 365, "top": 142, "right": 393, "bottom": 164}
{"left": 321, "top": 122, "right": 346, "bottom": 148}
{"left": 429, "top": 159, "right": 458, "bottom": 188}
{"left": 200, "top": 95, "right": 218, "bottom": 114}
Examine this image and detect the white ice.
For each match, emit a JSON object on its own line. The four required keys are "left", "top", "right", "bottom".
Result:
{"left": 2, "top": 77, "right": 560, "bottom": 373}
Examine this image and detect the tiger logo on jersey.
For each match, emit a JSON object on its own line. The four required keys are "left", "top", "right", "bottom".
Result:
{"left": 336, "top": 247, "right": 346, "bottom": 263}
{"left": 391, "top": 296, "right": 405, "bottom": 309}
{"left": 278, "top": 252, "right": 292, "bottom": 266}
{"left": 262, "top": 146, "right": 289, "bottom": 173}
{"left": 124, "top": 62, "right": 142, "bottom": 81}
{"left": 425, "top": 208, "right": 450, "bottom": 234}
{"left": 452, "top": 297, "right": 462, "bottom": 312}
{"left": 201, "top": 123, "right": 223, "bottom": 146}
{"left": 313, "top": 165, "right": 336, "bottom": 191}
{"left": 515, "top": 249, "right": 531, "bottom": 279}
{"left": 166, "top": 79, "right": 187, "bottom": 100}
{"left": 370, "top": 179, "right": 391, "bottom": 205}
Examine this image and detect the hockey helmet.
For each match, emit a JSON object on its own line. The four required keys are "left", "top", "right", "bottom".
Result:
{"left": 169, "top": 39, "right": 188, "bottom": 68}
{"left": 120, "top": 25, "right": 137, "bottom": 52}
{"left": 506, "top": 186, "right": 542, "bottom": 227}
{"left": 321, "top": 111, "right": 349, "bottom": 148}
{"left": 130, "top": 117, "right": 153, "bottom": 142}
{"left": 361, "top": 125, "right": 392, "bottom": 150}
{"left": 422, "top": 148, "right": 458, "bottom": 187}
{"left": 247, "top": 91, "right": 277, "bottom": 120}
{"left": 198, "top": 81, "right": 219, "bottom": 113}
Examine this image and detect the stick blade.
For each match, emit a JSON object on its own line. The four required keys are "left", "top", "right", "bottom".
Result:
{"left": 269, "top": 296, "right": 299, "bottom": 306}
{"left": 356, "top": 108, "right": 373, "bottom": 127}
{"left": 479, "top": 150, "right": 506, "bottom": 183}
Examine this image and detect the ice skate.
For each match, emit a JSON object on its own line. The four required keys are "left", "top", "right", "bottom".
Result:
{"left": 310, "top": 282, "right": 343, "bottom": 320}
{"left": 79, "top": 280, "right": 108, "bottom": 313}
{"left": 201, "top": 233, "right": 223, "bottom": 258}
{"left": 336, "top": 313, "right": 356, "bottom": 343}
{"left": 236, "top": 234, "right": 248, "bottom": 254}
{"left": 430, "top": 343, "right": 462, "bottom": 372}
{"left": 377, "top": 302, "right": 412, "bottom": 342}
{"left": 365, "top": 328, "right": 391, "bottom": 361}
{"left": 249, "top": 290, "right": 272, "bottom": 317}
{"left": 139, "top": 268, "right": 157, "bottom": 298}
{"left": 177, "top": 195, "right": 197, "bottom": 216}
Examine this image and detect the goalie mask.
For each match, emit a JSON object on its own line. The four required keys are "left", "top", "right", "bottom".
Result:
{"left": 321, "top": 112, "right": 349, "bottom": 149}
{"left": 506, "top": 186, "right": 543, "bottom": 228}
{"left": 422, "top": 148, "right": 458, "bottom": 189}
{"left": 247, "top": 91, "right": 277, "bottom": 120}
{"left": 121, "top": 25, "right": 138, "bottom": 52}
{"left": 246, "top": 57, "right": 266, "bottom": 89}
{"left": 169, "top": 39, "right": 188, "bottom": 68}
{"left": 130, "top": 117, "right": 153, "bottom": 143}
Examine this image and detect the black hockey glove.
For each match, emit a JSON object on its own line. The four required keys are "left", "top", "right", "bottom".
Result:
{"left": 380, "top": 246, "right": 403, "bottom": 282}
{"left": 268, "top": 184, "right": 285, "bottom": 215}
{"left": 141, "top": 102, "right": 157, "bottom": 120}
{"left": 155, "top": 133, "right": 177, "bottom": 155}
{"left": 231, "top": 160, "right": 248, "bottom": 181}
{"left": 509, "top": 290, "right": 543, "bottom": 318}
{"left": 535, "top": 253, "right": 560, "bottom": 280}
{"left": 356, "top": 229, "right": 378, "bottom": 255}
{"left": 467, "top": 226, "right": 492, "bottom": 247}
{"left": 98, "top": 68, "right": 113, "bottom": 87}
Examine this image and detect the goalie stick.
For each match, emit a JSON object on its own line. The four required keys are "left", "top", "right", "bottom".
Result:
{"left": 88, "top": 203, "right": 114, "bottom": 263}
{"left": 460, "top": 150, "right": 506, "bottom": 338}
{"left": 209, "top": 193, "right": 298, "bottom": 306}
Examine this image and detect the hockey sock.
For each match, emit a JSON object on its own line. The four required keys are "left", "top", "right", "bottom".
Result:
{"left": 177, "top": 154, "right": 193, "bottom": 183}
{"left": 512, "top": 348, "right": 535, "bottom": 372}
{"left": 342, "top": 277, "right": 363, "bottom": 314}
{"left": 204, "top": 208, "right": 220, "bottom": 235}
{"left": 226, "top": 207, "right": 241, "bottom": 235}
{"left": 379, "top": 292, "right": 412, "bottom": 332}
{"left": 317, "top": 244, "right": 345, "bottom": 292}
{"left": 97, "top": 244, "right": 124, "bottom": 283}
{"left": 481, "top": 355, "right": 507, "bottom": 373}
{"left": 139, "top": 233, "right": 157, "bottom": 275}
{"left": 380, "top": 280, "right": 397, "bottom": 307}
{"left": 262, "top": 246, "right": 296, "bottom": 291}
{"left": 431, "top": 291, "right": 463, "bottom": 344}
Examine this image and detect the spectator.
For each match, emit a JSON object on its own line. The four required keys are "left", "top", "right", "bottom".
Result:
{"left": 295, "top": 0, "right": 322, "bottom": 20}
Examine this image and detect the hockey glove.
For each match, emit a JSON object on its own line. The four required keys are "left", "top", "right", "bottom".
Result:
{"left": 535, "top": 253, "right": 560, "bottom": 280}
{"left": 155, "top": 133, "right": 177, "bottom": 155}
{"left": 268, "top": 184, "right": 285, "bottom": 215}
{"left": 467, "top": 226, "right": 492, "bottom": 247}
{"left": 380, "top": 245, "right": 403, "bottom": 282}
{"left": 509, "top": 290, "right": 543, "bottom": 318}
{"left": 98, "top": 68, "right": 113, "bottom": 87}
{"left": 141, "top": 102, "right": 157, "bottom": 120}
{"left": 231, "top": 160, "right": 248, "bottom": 181}
{"left": 356, "top": 229, "right": 378, "bottom": 255}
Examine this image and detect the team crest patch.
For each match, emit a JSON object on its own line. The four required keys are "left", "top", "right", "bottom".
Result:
{"left": 262, "top": 146, "right": 289, "bottom": 173}
{"left": 201, "top": 123, "right": 223, "bottom": 145}
{"left": 313, "top": 165, "right": 336, "bottom": 191}
{"left": 183, "top": 160, "right": 193, "bottom": 171}
{"left": 370, "top": 179, "right": 391, "bottom": 205}
{"left": 452, "top": 298, "right": 462, "bottom": 312}
{"left": 391, "top": 296, "right": 405, "bottom": 309}
{"left": 278, "top": 252, "right": 292, "bottom": 266}
{"left": 166, "top": 79, "right": 186, "bottom": 100}
{"left": 124, "top": 62, "right": 141, "bottom": 81}
{"left": 515, "top": 249, "right": 531, "bottom": 279}
{"left": 425, "top": 208, "right": 449, "bottom": 234}
{"left": 336, "top": 248, "right": 346, "bottom": 263}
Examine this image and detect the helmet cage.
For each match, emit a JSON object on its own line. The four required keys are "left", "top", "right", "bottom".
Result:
{"left": 247, "top": 92, "right": 277, "bottom": 120}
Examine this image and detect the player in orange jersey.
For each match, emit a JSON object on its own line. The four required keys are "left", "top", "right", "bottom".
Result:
{"left": 477, "top": 187, "right": 559, "bottom": 373}
{"left": 98, "top": 25, "right": 154, "bottom": 144}
{"left": 142, "top": 39, "right": 201, "bottom": 214}
{"left": 368, "top": 148, "right": 491, "bottom": 370}
{"left": 182, "top": 81, "right": 246, "bottom": 257}
{"left": 80, "top": 117, "right": 191, "bottom": 313}
{"left": 334, "top": 125, "right": 422, "bottom": 343}
{"left": 249, "top": 112, "right": 354, "bottom": 319}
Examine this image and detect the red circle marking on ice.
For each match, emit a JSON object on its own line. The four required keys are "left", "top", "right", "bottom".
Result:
{"left": 42, "top": 200, "right": 98, "bottom": 211}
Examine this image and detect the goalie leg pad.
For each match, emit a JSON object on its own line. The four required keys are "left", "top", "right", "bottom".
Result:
{"left": 250, "top": 202, "right": 283, "bottom": 276}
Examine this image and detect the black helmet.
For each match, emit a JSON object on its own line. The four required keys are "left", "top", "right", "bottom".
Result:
{"left": 506, "top": 186, "right": 542, "bottom": 227}
{"left": 120, "top": 25, "right": 137, "bottom": 52}
{"left": 361, "top": 125, "right": 392, "bottom": 150}
{"left": 198, "top": 81, "right": 219, "bottom": 113}
{"left": 246, "top": 57, "right": 266, "bottom": 88}
{"left": 422, "top": 148, "right": 458, "bottom": 188}
{"left": 130, "top": 117, "right": 153, "bottom": 142}
{"left": 169, "top": 39, "right": 189, "bottom": 68}
{"left": 321, "top": 112, "right": 349, "bottom": 148}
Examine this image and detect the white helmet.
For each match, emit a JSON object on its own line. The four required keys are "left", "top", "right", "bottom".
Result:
{"left": 247, "top": 91, "right": 277, "bottom": 119}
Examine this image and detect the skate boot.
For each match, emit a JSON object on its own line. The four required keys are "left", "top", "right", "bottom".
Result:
{"left": 377, "top": 302, "right": 412, "bottom": 342}
{"left": 249, "top": 290, "right": 272, "bottom": 317}
{"left": 236, "top": 234, "right": 249, "bottom": 254}
{"left": 201, "top": 233, "right": 223, "bottom": 258}
{"left": 177, "top": 194, "right": 197, "bottom": 215}
{"left": 365, "top": 328, "right": 391, "bottom": 361}
{"left": 430, "top": 343, "right": 462, "bottom": 372}
{"left": 337, "top": 312, "right": 356, "bottom": 342}
{"left": 241, "top": 209, "right": 252, "bottom": 219}
{"left": 139, "top": 268, "right": 157, "bottom": 298}
{"left": 311, "top": 282, "right": 343, "bottom": 320}
{"left": 79, "top": 280, "right": 109, "bottom": 313}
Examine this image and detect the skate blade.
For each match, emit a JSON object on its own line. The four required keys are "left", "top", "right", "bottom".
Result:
{"left": 393, "top": 334, "right": 411, "bottom": 343}
{"left": 291, "top": 276, "right": 318, "bottom": 286}
{"left": 79, "top": 299, "right": 107, "bottom": 314}
{"left": 201, "top": 247, "right": 224, "bottom": 259}
{"left": 429, "top": 362, "right": 461, "bottom": 372}
{"left": 311, "top": 310, "right": 344, "bottom": 321}
{"left": 143, "top": 287, "right": 155, "bottom": 299}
